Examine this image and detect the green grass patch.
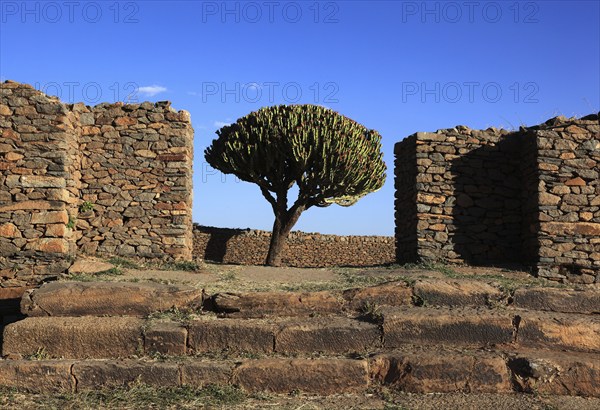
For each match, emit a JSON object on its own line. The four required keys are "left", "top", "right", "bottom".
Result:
{"left": 161, "top": 260, "right": 201, "bottom": 272}
{"left": 147, "top": 307, "right": 196, "bottom": 323}
{"left": 108, "top": 257, "right": 142, "bottom": 270}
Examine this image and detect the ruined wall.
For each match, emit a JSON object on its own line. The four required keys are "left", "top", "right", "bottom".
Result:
{"left": 194, "top": 225, "right": 395, "bottom": 267}
{"left": 532, "top": 115, "right": 600, "bottom": 283}
{"left": 0, "top": 81, "right": 193, "bottom": 288}
{"left": 76, "top": 101, "right": 193, "bottom": 260}
{"left": 0, "top": 82, "right": 76, "bottom": 288}
{"left": 395, "top": 114, "right": 600, "bottom": 284}
{"left": 395, "top": 126, "right": 526, "bottom": 265}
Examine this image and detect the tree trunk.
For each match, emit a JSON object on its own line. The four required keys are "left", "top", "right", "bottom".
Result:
{"left": 265, "top": 202, "right": 305, "bottom": 267}
{"left": 265, "top": 219, "right": 287, "bottom": 267}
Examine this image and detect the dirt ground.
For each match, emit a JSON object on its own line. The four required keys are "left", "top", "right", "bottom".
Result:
{"left": 98, "top": 259, "right": 559, "bottom": 295}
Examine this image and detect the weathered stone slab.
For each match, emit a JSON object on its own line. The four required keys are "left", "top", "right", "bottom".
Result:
{"left": 275, "top": 317, "right": 381, "bottom": 354}
{"left": 233, "top": 358, "right": 369, "bottom": 394}
{"left": 383, "top": 307, "right": 514, "bottom": 348}
{"left": 508, "top": 351, "right": 600, "bottom": 397}
{"left": 343, "top": 281, "right": 413, "bottom": 310}
{"left": 2, "top": 316, "right": 144, "bottom": 359}
{"left": 0, "top": 360, "right": 74, "bottom": 392}
{"left": 21, "top": 281, "right": 202, "bottom": 317}
{"left": 73, "top": 360, "right": 179, "bottom": 390}
{"left": 513, "top": 287, "right": 600, "bottom": 314}
{"left": 67, "top": 258, "right": 115, "bottom": 275}
{"left": 371, "top": 351, "right": 511, "bottom": 393}
{"left": 180, "top": 361, "right": 233, "bottom": 387}
{"left": 517, "top": 311, "right": 600, "bottom": 352}
{"left": 144, "top": 321, "right": 187, "bottom": 356}
{"left": 413, "top": 279, "right": 503, "bottom": 307}
{"left": 211, "top": 291, "right": 343, "bottom": 318}
{"left": 188, "top": 318, "right": 275, "bottom": 353}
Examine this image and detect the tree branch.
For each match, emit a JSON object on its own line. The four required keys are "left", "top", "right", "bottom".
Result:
{"left": 259, "top": 186, "right": 277, "bottom": 212}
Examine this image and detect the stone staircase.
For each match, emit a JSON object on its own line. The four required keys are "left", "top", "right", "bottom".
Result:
{"left": 0, "top": 277, "right": 599, "bottom": 398}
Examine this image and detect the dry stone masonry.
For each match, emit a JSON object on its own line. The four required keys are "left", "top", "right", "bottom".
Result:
{"left": 395, "top": 113, "right": 600, "bottom": 284}
{"left": 0, "top": 81, "right": 193, "bottom": 288}
{"left": 194, "top": 225, "right": 395, "bottom": 267}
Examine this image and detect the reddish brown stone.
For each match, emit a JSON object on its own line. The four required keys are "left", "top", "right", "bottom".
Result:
{"left": 517, "top": 311, "right": 600, "bottom": 352}
{"left": 188, "top": 318, "right": 275, "bottom": 353}
{"left": 157, "top": 153, "right": 187, "bottom": 161}
{"left": 2, "top": 316, "right": 144, "bottom": 359}
{"left": 509, "top": 351, "right": 600, "bottom": 397}
{"left": 21, "top": 281, "right": 203, "bottom": 317}
{"left": 413, "top": 279, "right": 502, "bottom": 307}
{"left": 233, "top": 358, "right": 369, "bottom": 394}
{"left": 541, "top": 222, "right": 600, "bottom": 236}
{"left": 565, "top": 177, "right": 586, "bottom": 186}
{"left": 35, "top": 238, "right": 69, "bottom": 253}
{"left": 31, "top": 211, "right": 69, "bottom": 224}
{"left": 73, "top": 360, "right": 179, "bottom": 390}
{"left": 144, "top": 321, "right": 187, "bottom": 355}
{"left": 513, "top": 287, "right": 600, "bottom": 314}
{"left": 212, "top": 291, "right": 343, "bottom": 318}
{"left": 45, "top": 224, "right": 67, "bottom": 237}
{"left": 343, "top": 281, "right": 413, "bottom": 310}
{"left": 180, "top": 361, "right": 233, "bottom": 387}
{"left": 113, "top": 116, "right": 137, "bottom": 126}
{"left": 383, "top": 307, "right": 514, "bottom": 348}
{"left": 0, "top": 360, "right": 74, "bottom": 392}
{"left": 275, "top": 317, "right": 381, "bottom": 354}
{"left": 0, "top": 200, "right": 58, "bottom": 212}
{"left": 0, "top": 223, "right": 20, "bottom": 238}
{"left": 371, "top": 351, "right": 511, "bottom": 393}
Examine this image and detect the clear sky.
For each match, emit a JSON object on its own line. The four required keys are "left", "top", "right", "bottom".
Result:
{"left": 1, "top": 0, "right": 598, "bottom": 235}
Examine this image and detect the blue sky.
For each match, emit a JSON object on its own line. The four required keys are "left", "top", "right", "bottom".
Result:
{"left": 1, "top": 0, "right": 598, "bottom": 235}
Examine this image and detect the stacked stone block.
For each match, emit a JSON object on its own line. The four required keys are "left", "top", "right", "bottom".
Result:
{"left": 395, "top": 113, "right": 600, "bottom": 283}
{"left": 0, "top": 82, "right": 76, "bottom": 287}
{"left": 395, "top": 126, "right": 524, "bottom": 265}
{"left": 74, "top": 101, "right": 193, "bottom": 260}
{"left": 0, "top": 81, "right": 193, "bottom": 287}
{"left": 531, "top": 115, "right": 600, "bottom": 283}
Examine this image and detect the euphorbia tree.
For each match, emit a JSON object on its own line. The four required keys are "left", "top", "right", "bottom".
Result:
{"left": 205, "top": 104, "right": 386, "bottom": 266}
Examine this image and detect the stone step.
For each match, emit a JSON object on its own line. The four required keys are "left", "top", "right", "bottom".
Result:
{"left": 0, "top": 348, "right": 598, "bottom": 397}
{"left": 4, "top": 308, "right": 599, "bottom": 360}
{"left": 209, "top": 280, "right": 600, "bottom": 317}
{"left": 18, "top": 279, "right": 600, "bottom": 319}
{"left": 513, "top": 286, "right": 600, "bottom": 314}
{"left": 20, "top": 281, "right": 203, "bottom": 317}
{"left": 382, "top": 306, "right": 600, "bottom": 352}
{"left": 2, "top": 315, "right": 381, "bottom": 359}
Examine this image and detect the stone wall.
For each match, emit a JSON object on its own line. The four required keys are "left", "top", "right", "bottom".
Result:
{"left": 395, "top": 127, "right": 525, "bottom": 265}
{"left": 0, "top": 82, "right": 76, "bottom": 288}
{"left": 193, "top": 225, "right": 395, "bottom": 267}
{"left": 75, "top": 101, "right": 193, "bottom": 260}
{"left": 395, "top": 113, "right": 600, "bottom": 283}
{"left": 0, "top": 81, "right": 193, "bottom": 288}
{"left": 531, "top": 116, "right": 600, "bottom": 283}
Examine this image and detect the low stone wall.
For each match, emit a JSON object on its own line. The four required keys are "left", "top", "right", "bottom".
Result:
{"left": 193, "top": 225, "right": 395, "bottom": 267}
